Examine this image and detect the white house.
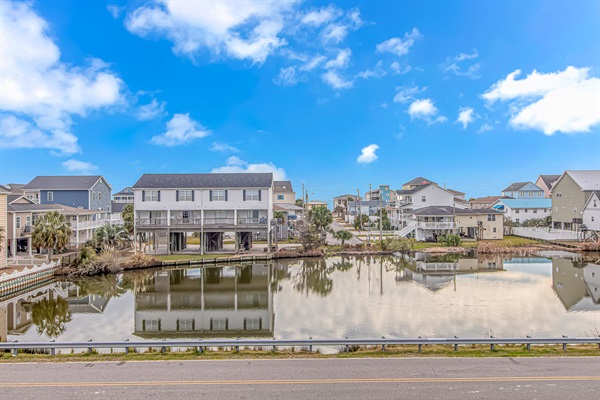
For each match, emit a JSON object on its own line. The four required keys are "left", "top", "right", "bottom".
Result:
{"left": 132, "top": 173, "right": 274, "bottom": 254}
{"left": 491, "top": 198, "right": 552, "bottom": 224}
{"left": 582, "top": 191, "right": 600, "bottom": 231}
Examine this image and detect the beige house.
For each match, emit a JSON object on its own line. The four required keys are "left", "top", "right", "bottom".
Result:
{"left": 469, "top": 196, "right": 510, "bottom": 209}
{"left": 551, "top": 170, "right": 600, "bottom": 230}
{"left": 306, "top": 200, "right": 328, "bottom": 211}
{"left": 455, "top": 210, "right": 504, "bottom": 240}
{"left": 273, "top": 181, "right": 295, "bottom": 205}
{"left": 535, "top": 175, "right": 560, "bottom": 199}
{"left": 0, "top": 186, "right": 8, "bottom": 269}
{"left": 332, "top": 194, "right": 359, "bottom": 213}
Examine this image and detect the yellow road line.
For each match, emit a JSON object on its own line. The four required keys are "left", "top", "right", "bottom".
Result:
{"left": 1, "top": 376, "right": 599, "bottom": 388}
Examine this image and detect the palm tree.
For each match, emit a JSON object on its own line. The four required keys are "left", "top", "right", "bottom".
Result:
{"left": 308, "top": 206, "right": 333, "bottom": 236}
{"left": 32, "top": 211, "right": 72, "bottom": 261}
{"left": 32, "top": 293, "right": 72, "bottom": 339}
{"left": 122, "top": 204, "right": 134, "bottom": 235}
{"left": 95, "top": 224, "right": 130, "bottom": 248}
{"left": 333, "top": 206, "right": 345, "bottom": 218}
{"left": 333, "top": 229, "right": 353, "bottom": 246}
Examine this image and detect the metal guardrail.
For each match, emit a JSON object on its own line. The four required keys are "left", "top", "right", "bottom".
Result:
{"left": 2, "top": 337, "right": 599, "bottom": 356}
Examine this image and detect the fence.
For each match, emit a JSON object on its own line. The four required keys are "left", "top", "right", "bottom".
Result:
{"left": 512, "top": 227, "right": 580, "bottom": 241}
{"left": 2, "top": 336, "right": 599, "bottom": 356}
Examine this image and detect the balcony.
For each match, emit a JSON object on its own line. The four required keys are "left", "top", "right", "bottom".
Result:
{"left": 135, "top": 217, "right": 269, "bottom": 229}
{"left": 417, "top": 222, "right": 456, "bottom": 230}
{"left": 73, "top": 220, "right": 110, "bottom": 230}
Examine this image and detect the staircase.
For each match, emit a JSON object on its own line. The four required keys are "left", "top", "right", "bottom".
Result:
{"left": 395, "top": 222, "right": 417, "bottom": 238}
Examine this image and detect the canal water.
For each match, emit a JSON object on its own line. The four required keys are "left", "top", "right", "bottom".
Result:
{"left": 2, "top": 253, "right": 599, "bottom": 343}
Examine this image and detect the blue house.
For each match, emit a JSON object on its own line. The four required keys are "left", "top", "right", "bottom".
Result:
{"left": 22, "top": 175, "right": 112, "bottom": 211}
{"left": 501, "top": 182, "right": 545, "bottom": 199}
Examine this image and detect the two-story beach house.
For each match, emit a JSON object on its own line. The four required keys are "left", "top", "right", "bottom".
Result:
{"left": 111, "top": 187, "right": 135, "bottom": 225}
{"left": 0, "top": 186, "right": 8, "bottom": 269}
{"left": 272, "top": 181, "right": 301, "bottom": 238}
{"left": 132, "top": 173, "right": 274, "bottom": 254}
{"left": 535, "top": 175, "right": 561, "bottom": 199}
{"left": 491, "top": 198, "right": 552, "bottom": 224}
{"left": 551, "top": 170, "right": 600, "bottom": 230}
{"left": 22, "top": 175, "right": 112, "bottom": 212}
{"left": 501, "top": 182, "right": 545, "bottom": 199}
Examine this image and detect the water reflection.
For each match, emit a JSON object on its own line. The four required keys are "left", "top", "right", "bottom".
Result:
{"left": 1, "top": 254, "right": 599, "bottom": 342}
{"left": 134, "top": 264, "right": 277, "bottom": 338}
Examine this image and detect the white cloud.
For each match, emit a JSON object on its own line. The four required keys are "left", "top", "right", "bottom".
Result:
{"left": 273, "top": 66, "right": 301, "bottom": 86}
{"left": 62, "top": 159, "right": 99, "bottom": 174}
{"left": 390, "top": 61, "right": 412, "bottom": 75}
{"left": 357, "top": 144, "right": 379, "bottom": 164}
{"left": 324, "top": 48, "right": 351, "bottom": 69}
{"left": 483, "top": 66, "right": 600, "bottom": 135}
{"left": 0, "top": 2, "right": 126, "bottom": 155}
{"left": 126, "top": 0, "right": 298, "bottom": 64}
{"left": 136, "top": 98, "right": 167, "bottom": 120}
{"left": 376, "top": 28, "right": 421, "bottom": 56}
{"left": 301, "top": 6, "right": 340, "bottom": 26}
{"left": 212, "top": 156, "right": 287, "bottom": 180}
{"left": 393, "top": 85, "right": 427, "bottom": 103}
{"left": 211, "top": 142, "right": 239, "bottom": 153}
{"left": 477, "top": 123, "right": 493, "bottom": 133}
{"left": 442, "top": 49, "right": 480, "bottom": 78}
{"left": 107, "top": 4, "right": 123, "bottom": 19}
{"left": 356, "top": 60, "right": 386, "bottom": 79}
{"left": 321, "top": 70, "right": 353, "bottom": 89}
{"left": 408, "top": 98, "right": 446, "bottom": 124}
{"left": 151, "top": 113, "right": 211, "bottom": 146}
{"left": 456, "top": 107, "right": 475, "bottom": 129}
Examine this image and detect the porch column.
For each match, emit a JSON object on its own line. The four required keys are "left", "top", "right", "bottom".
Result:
{"left": 234, "top": 209, "right": 237, "bottom": 226}
{"left": 76, "top": 215, "right": 80, "bottom": 247}
{"left": 28, "top": 237, "right": 32, "bottom": 257}
{"left": 11, "top": 239, "right": 17, "bottom": 260}
{"left": 167, "top": 210, "right": 171, "bottom": 227}
{"left": 200, "top": 210, "right": 204, "bottom": 255}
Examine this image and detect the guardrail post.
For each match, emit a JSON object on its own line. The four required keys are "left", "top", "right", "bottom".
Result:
{"left": 309, "top": 337, "right": 313, "bottom": 353}
{"left": 562, "top": 336, "right": 567, "bottom": 351}
{"left": 50, "top": 340, "right": 55, "bottom": 356}
{"left": 87, "top": 339, "right": 93, "bottom": 354}
{"left": 11, "top": 340, "right": 18, "bottom": 357}
{"left": 272, "top": 337, "right": 276, "bottom": 353}
{"left": 197, "top": 340, "right": 203, "bottom": 354}
{"left": 161, "top": 339, "right": 166, "bottom": 353}
{"left": 598, "top": 335, "right": 600, "bottom": 349}
{"left": 124, "top": 339, "right": 129, "bottom": 354}
{"left": 418, "top": 336, "right": 422, "bottom": 353}
{"left": 235, "top": 338, "right": 240, "bottom": 353}
{"left": 490, "top": 336, "right": 495, "bottom": 351}
{"left": 345, "top": 336, "right": 349, "bottom": 353}
{"left": 454, "top": 336, "right": 458, "bottom": 352}
{"left": 526, "top": 335, "right": 531, "bottom": 351}
{"left": 381, "top": 336, "right": 385, "bottom": 352}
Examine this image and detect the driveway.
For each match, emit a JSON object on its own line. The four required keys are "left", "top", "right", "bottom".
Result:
{"left": 327, "top": 221, "right": 363, "bottom": 245}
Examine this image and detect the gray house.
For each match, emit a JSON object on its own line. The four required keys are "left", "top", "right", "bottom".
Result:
{"left": 22, "top": 175, "right": 112, "bottom": 211}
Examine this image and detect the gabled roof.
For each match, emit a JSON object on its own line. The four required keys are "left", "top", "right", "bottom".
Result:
{"left": 132, "top": 173, "right": 274, "bottom": 189}
{"left": 23, "top": 176, "right": 110, "bottom": 191}
{"left": 447, "top": 188, "right": 465, "bottom": 195}
{"left": 538, "top": 174, "right": 561, "bottom": 189}
{"left": 582, "top": 191, "right": 600, "bottom": 210}
{"left": 114, "top": 187, "right": 134, "bottom": 196}
{"left": 0, "top": 185, "right": 10, "bottom": 193}
{"left": 1, "top": 183, "right": 25, "bottom": 193}
{"left": 8, "top": 203, "right": 64, "bottom": 213}
{"left": 492, "top": 199, "right": 551, "bottom": 209}
{"left": 7, "top": 195, "right": 35, "bottom": 204}
{"left": 110, "top": 202, "right": 128, "bottom": 214}
{"left": 559, "top": 170, "right": 600, "bottom": 191}
{"left": 470, "top": 196, "right": 511, "bottom": 203}
{"left": 396, "top": 183, "right": 433, "bottom": 195}
{"left": 333, "top": 194, "right": 358, "bottom": 199}
{"left": 501, "top": 182, "right": 530, "bottom": 192}
{"left": 274, "top": 203, "right": 303, "bottom": 212}
{"left": 403, "top": 177, "right": 436, "bottom": 187}
{"left": 274, "top": 180, "right": 294, "bottom": 192}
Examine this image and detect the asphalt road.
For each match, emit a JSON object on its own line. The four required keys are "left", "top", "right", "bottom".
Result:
{"left": 1, "top": 357, "right": 599, "bottom": 399}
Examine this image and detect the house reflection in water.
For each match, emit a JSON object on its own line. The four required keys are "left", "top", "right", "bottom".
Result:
{"left": 395, "top": 253, "right": 505, "bottom": 291}
{"left": 134, "top": 264, "right": 275, "bottom": 338}
{"left": 552, "top": 257, "right": 600, "bottom": 311}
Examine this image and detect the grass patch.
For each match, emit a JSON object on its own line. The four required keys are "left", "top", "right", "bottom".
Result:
{"left": 483, "top": 236, "right": 543, "bottom": 246}
{"left": 1, "top": 344, "right": 598, "bottom": 363}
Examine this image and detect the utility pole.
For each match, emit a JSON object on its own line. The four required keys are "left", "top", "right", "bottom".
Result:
{"left": 369, "top": 184, "right": 372, "bottom": 240}
{"left": 356, "top": 189, "right": 362, "bottom": 231}
{"left": 379, "top": 188, "right": 383, "bottom": 244}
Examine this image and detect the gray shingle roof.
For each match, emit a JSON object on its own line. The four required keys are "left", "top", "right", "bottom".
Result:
{"left": 403, "top": 177, "right": 436, "bottom": 187}
{"left": 111, "top": 202, "right": 128, "bottom": 213}
{"left": 8, "top": 203, "right": 64, "bottom": 213}
{"left": 274, "top": 180, "right": 294, "bottom": 192}
{"left": 410, "top": 206, "right": 501, "bottom": 216}
{"left": 396, "top": 183, "right": 433, "bottom": 195}
{"left": 114, "top": 187, "right": 134, "bottom": 196}
{"left": 132, "top": 173, "right": 274, "bottom": 189}
{"left": 23, "top": 176, "right": 105, "bottom": 190}
{"left": 501, "top": 182, "right": 529, "bottom": 192}
{"left": 539, "top": 174, "right": 560, "bottom": 189}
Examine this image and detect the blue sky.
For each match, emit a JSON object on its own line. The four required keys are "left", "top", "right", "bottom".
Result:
{"left": 1, "top": 0, "right": 599, "bottom": 201}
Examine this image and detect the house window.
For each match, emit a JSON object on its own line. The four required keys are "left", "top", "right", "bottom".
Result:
{"left": 98, "top": 192, "right": 102, "bottom": 201}
{"left": 421, "top": 196, "right": 426, "bottom": 202}
{"left": 210, "top": 318, "right": 228, "bottom": 331}
{"left": 182, "top": 210, "right": 189, "bottom": 219}
{"left": 524, "top": 209, "right": 528, "bottom": 213}
{"left": 493, "top": 227, "right": 497, "bottom": 233}
{"left": 594, "top": 200, "right": 597, "bottom": 208}
{"left": 516, "top": 218, "right": 520, "bottom": 223}
{"left": 47, "top": 192, "right": 53, "bottom": 202}
{"left": 533, "top": 210, "right": 537, "bottom": 213}
{"left": 515, "top": 210, "right": 519, "bottom": 214}
{"left": 519, "top": 191, "right": 525, "bottom": 197}
{"left": 244, "top": 318, "right": 262, "bottom": 331}
{"left": 211, "top": 190, "right": 227, "bottom": 201}
{"left": 556, "top": 192, "right": 562, "bottom": 197}
{"left": 245, "top": 189, "right": 260, "bottom": 201}
{"left": 177, "top": 190, "right": 193, "bottom": 201}
{"left": 16, "top": 217, "right": 21, "bottom": 229}
{"left": 143, "top": 190, "right": 160, "bottom": 202}
{"left": 26, "top": 216, "right": 31, "bottom": 226}
{"left": 277, "top": 194, "right": 284, "bottom": 200}
{"left": 487, "top": 214, "right": 496, "bottom": 221}
{"left": 555, "top": 206, "right": 559, "bottom": 212}
{"left": 143, "top": 319, "right": 160, "bottom": 332}
{"left": 592, "top": 216, "right": 595, "bottom": 222}
{"left": 178, "top": 319, "right": 194, "bottom": 331}
{"left": 215, "top": 210, "right": 227, "bottom": 219}
{"left": 92, "top": 192, "right": 96, "bottom": 201}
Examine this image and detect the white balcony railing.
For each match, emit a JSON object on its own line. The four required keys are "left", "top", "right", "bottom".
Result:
{"left": 72, "top": 220, "right": 109, "bottom": 231}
